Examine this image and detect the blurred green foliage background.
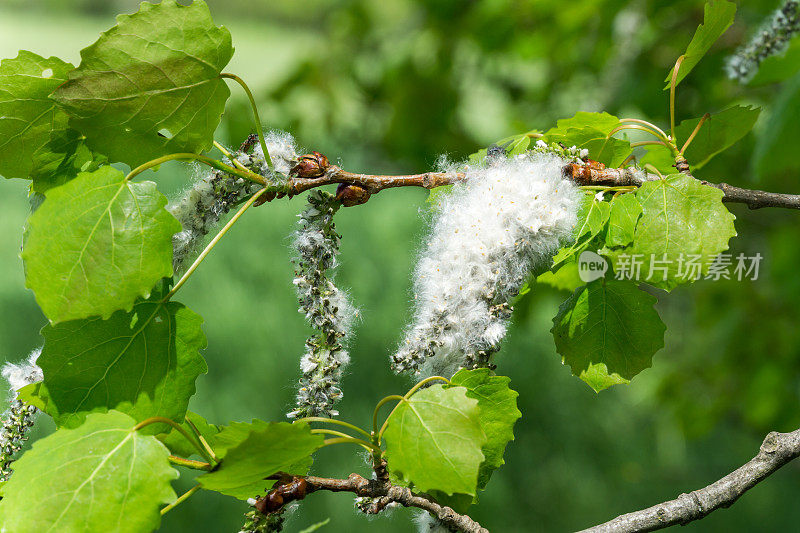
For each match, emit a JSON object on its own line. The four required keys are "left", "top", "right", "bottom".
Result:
{"left": 1, "top": 0, "right": 799, "bottom": 531}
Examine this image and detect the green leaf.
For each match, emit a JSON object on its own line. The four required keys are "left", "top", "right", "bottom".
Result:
{"left": 678, "top": 105, "right": 760, "bottom": 168}
{"left": 31, "top": 143, "right": 110, "bottom": 194}
{"left": 427, "top": 184, "right": 453, "bottom": 210}
{"left": 15, "top": 382, "right": 47, "bottom": 411}
{"left": 605, "top": 193, "right": 642, "bottom": 247}
{"left": 552, "top": 195, "right": 610, "bottom": 267}
{"left": 749, "top": 35, "right": 800, "bottom": 85}
{"left": 157, "top": 411, "right": 219, "bottom": 458}
{"left": 554, "top": 128, "right": 631, "bottom": 167}
{"left": 448, "top": 369, "right": 521, "bottom": 490}
{"left": 665, "top": 1, "right": 736, "bottom": 88}
{"left": 537, "top": 261, "right": 584, "bottom": 292}
{"left": 467, "top": 130, "right": 540, "bottom": 164}
{"left": 426, "top": 490, "right": 475, "bottom": 514}
{"left": 38, "top": 299, "right": 207, "bottom": 430}
{"left": 199, "top": 421, "right": 324, "bottom": 500}
{"left": 547, "top": 111, "right": 622, "bottom": 133}
{"left": 22, "top": 166, "right": 181, "bottom": 323}
{"left": 544, "top": 113, "right": 632, "bottom": 167}
{"left": 0, "top": 51, "right": 81, "bottom": 181}
{"left": 640, "top": 106, "right": 758, "bottom": 172}
{"left": 755, "top": 72, "right": 800, "bottom": 179}
{"left": 0, "top": 411, "right": 177, "bottom": 532}
{"left": 299, "top": 519, "right": 331, "bottom": 533}
{"left": 579, "top": 363, "right": 630, "bottom": 392}
{"left": 607, "top": 174, "right": 737, "bottom": 290}
{"left": 551, "top": 280, "right": 666, "bottom": 392}
{"left": 638, "top": 143, "right": 677, "bottom": 175}
{"left": 506, "top": 134, "right": 531, "bottom": 156}
{"left": 383, "top": 385, "right": 486, "bottom": 496}
{"left": 51, "top": 0, "right": 233, "bottom": 167}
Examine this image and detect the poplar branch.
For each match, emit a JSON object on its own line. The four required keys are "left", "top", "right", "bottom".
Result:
{"left": 290, "top": 167, "right": 463, "bottom": 195}
{"left": 579, "top": 428, "right": 800, "bottom": 533}
{"left": 280, "top": 157, "right": 800, "bottom": 210}
{"left": 258, "top": 472, "right": 488, "bottom": 533}
{"left": 563, "top": 163, "right": 800, "bottom": 210}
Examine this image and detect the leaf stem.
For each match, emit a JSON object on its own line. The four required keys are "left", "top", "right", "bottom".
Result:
{"left": 404, "top": 376, "right": 450, "bottom": 399}
{"left": 311, "top": 429, "right": 375, "bottom": 452}
{"left": 160, "top": 485, "right": 201, "bottom": 516}
{"left": 372, "top": 395, "right": 406, "bottom": 440}
{"left": 184, "top": 417, "right": 217, "bottom": 462}
{"left": 670, "top": 55, "right": 686, "bottom": 144}
{"left": 164, "top": 187, "right": 268, "bottom": 300}
{"left": 644, "top": 163, "right": 665, "bottom": 179}
{"left": 311, "top": 428, "right": 357, "bottom": 439}
{"left": 579, "top": 185, "right": 638, "bottom": 192}
{"left": 320, "top": 437, "right": 383, "bottom": 454}
{"left": 220, "top": 73, "right": 273, "bottom": 170}
{"left": 629, "top": 140, "right": 672, "bottom": 149}
{"left": 168, "top": 456, "right": 213, "bottom": 471}
{"left": 133, "top": 417, "right": 216, "bottom": 465}
{"left": 680, "top": 113, "right": 711, "bottom": 155}
{"left": 607, "top": 124, "right": 673, "bottom": 149}
{"left": 212, "top": 140, "right": 250, "bottom": 174}
{"left": 125, "top": 152, "right": 266, "bottom": 185}
{"left": 619, "top": 119, "right": 670, "bottom": 140}
{"left": 293, "top": 417, "right": 372, "bottom": 440}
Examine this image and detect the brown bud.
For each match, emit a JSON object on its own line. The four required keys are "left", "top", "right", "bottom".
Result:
{"left": 563, "top": 159, "right": 606, "bottom": 183}
{"left": 253, "top": 190, "right": 276, "bottom": 207}
{"left": 290, "top": 151, "right": 330, "bottom": 178}
{"left": 279, "top": 478, "right": 308, "bottom": 501}
{"left": 336, "top": 183, "right": 371, "bottom": 207}
{"left": 583, "top": 158, "right": 605, "bottom": 170}
{"left": 255, "top": 492, "right": 284, "bottom": 514}
{"left": 674, "top": 156, "right": 690, "bottom": 174}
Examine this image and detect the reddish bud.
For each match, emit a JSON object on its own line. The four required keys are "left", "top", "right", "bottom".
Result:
{"left": 336, "top": 183, "right": 371, "bottom": 207}
{"left": 291, "top": 151, "right": 330, "bottom": 178}
{"left": 583, "top": 158, "right": 605, "bottom": 170}
{"left": 253, "top": 190, "right": 276, "bottom": 207}
{"left": 255, "top": 492, "right": 284, "bottom": 513}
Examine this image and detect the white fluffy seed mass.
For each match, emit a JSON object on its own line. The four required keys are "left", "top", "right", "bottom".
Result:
{"left": 252, "top": 130, "right": 300, "bottom": 176}
{"left": 169, "top": 131, "right": 300, "bottom": 273}
{"left": 2, "top": 348, "right": 42, "bottom": 396}
{"left": 392, "top": 152, "right": 581, "bottom": 378}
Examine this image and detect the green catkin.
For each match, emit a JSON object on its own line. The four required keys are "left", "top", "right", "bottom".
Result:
{"left": 0, "top": 401, "right": 36, "bottom": 482}
{"left": 726, "top": 1, "right": 800, "bottom": 83}
{"left": 287, "top": 191, "right": 356, "bottom": 420}
{"left": 0, "top": 348, "right": 42, "bottom": 482}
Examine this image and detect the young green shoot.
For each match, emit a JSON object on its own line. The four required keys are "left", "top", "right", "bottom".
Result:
{"left": 670, "top": 55, "right": 686, "bottom": 144}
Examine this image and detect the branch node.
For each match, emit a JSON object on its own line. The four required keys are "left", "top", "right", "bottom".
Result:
{"left": 761, "top": 432, "right": 780, "bottom": 454}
